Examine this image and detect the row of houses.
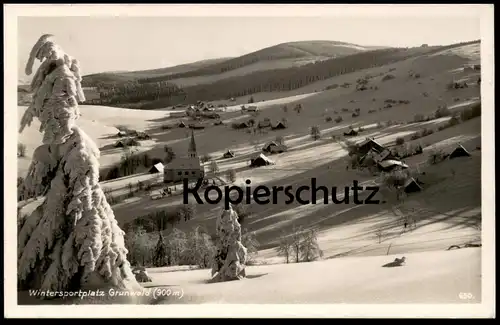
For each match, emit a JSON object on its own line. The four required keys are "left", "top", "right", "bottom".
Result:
{"left": 235, "top": 120, "right": 287, "bottom": 130}
{"left": 355, "top": 137, "right": 471, "bottom": 173}
{"left": 352, "top": 137, "right": 469, "bottom": 196}
{"left": 155, "top": 130, "right": 472, "bottom": 187}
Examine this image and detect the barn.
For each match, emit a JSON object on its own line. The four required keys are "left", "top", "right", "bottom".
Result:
{"left": 403, "top": 177, "right": 423, "bottom": 194}
{"left": 272, "top": 121, "right": 287, "bottom": 130}
{"left": 357, "top": 138, "right": 386, "bottom": 155}
{"left": 250, "top": 154, "right": 274, "bottom": 167}
{"left": 262, "top": 141, "right": 287, "bottom": 154}
{"left": 448, "top": 144, "right": 471, "bottom": 159}
{"left": 223, "top": 149, "right": 235, "bottom": 159}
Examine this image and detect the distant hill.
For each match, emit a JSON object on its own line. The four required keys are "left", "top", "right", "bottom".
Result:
{"left": 82, "top": 41, "right": 377, "bottom": 86}
{"left": 82, "top": 57, "right": 233, "bottom": 85}
{"left": 87, "top": 40, "right": 479, "bottom": 110}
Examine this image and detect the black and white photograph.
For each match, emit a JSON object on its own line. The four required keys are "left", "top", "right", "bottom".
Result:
{"left": 5, "top": 4, "right": 495, "bottom": 318}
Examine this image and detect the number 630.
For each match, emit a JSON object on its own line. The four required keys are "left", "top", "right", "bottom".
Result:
{"left": 459, "top": 292, "right": 475, "bottom": 300}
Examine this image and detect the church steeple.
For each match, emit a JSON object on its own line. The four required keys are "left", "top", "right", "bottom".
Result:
{"left": 188, "top": 130, "right": 197, "bottom": 158}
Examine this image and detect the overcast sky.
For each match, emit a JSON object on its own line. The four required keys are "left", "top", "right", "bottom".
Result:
{"left": 18, "top": 14, "right": 480, "bottom": 77}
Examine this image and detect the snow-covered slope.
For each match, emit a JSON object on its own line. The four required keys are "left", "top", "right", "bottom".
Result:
{"left": 15, "top": 247, "right": 482, "bottom": 308}
{"left": 146, "top": 248, "right": 481, "bottom": 304}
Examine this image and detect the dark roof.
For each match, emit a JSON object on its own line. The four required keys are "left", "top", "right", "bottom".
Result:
{"left": 250, "top": 153, "right": 274, "bottom": 166}
{"left": 344, "top": 129, "right": 358, "bottom": 135}
{"left": 264, "top": 141, "right": 278, "bottom": 147}
{"left": 404, "top": 177, "right": 423, "bottom": 193}
{"left": 449, "top": 144, "right": 471, "bottom": 159}
{"left": 223, "top": 150, "right": 235, "bottom": 158}
{"left": 357, "top": 138, "right": 386, "bottom": 155}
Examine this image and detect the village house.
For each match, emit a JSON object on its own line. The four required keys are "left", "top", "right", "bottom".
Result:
{"left": 449, "top": 144, "right": 471, "bottom": 159}
{"left": 377, "top": 159, "right": 409, "bottom": 172}
{"left": 262, "top": 141, "right": 287, "bottom": 154}
{"left": 344, "top": 129, "right": 359, "bottom": 137}
{"left": 163, "top": 131, "right": 205, "bottom": 184}
{"left": 360, "top": 148, "right": 397, "bottom": 165}
{"left": 356, "top": 137, "right": 386, "bottom": 156}
{"left": 250, "top": 153, "right": 275, "bottom": 168}
{"left": 223, "top": 149, "right": 235, "bottom": 159}
{"left": 271, "top": 121, "right": 287, "bottom": 130}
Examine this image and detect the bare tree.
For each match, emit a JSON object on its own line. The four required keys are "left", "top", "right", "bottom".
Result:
{"left": 276, "top": 232, "right": 293, "bottom": 264}
{"left": 375, "top": 228, "right": 385, "bottom": 244}
{"left": 178, "top": 203, "right": 196, "bottom": 222}
{"left": 120, "top": 147, "right": 140, "bottom": 176}
{"left": 164, "top": 145, "right": 176, "bottom": 164}
{"left": 208, "top": 159, "right": 220, "bottom": 177}
{"left": 310, "top": 126, "right": 321, "bottom": 141}
{"left": 299, "top": 228, "right": 323, "bottom": 262}
{"left": 184, "top": 226, "right": 216, "bottom": 268}
{"left": 242, "top": 229, "right": 260, "bottom": 263}
{"left": 166, "top": 228, "right": 188, "bottom": 266}
{"left": 227, "top": 169, "right": 237, "bottom": 183}
{"left": 290, "top": 226, "right": 304, "bottom": 263}
{"left": 125, "top": 225, "right": 156, "bottom": 266}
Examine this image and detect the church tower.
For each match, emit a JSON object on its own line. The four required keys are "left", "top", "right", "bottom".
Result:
{"left": 188, "top": 130, "right": 198, "bottom": 158}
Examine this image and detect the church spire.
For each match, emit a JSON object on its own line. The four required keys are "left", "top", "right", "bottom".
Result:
{"left": 188, "top": 130, "right": 197, "bottom": 158}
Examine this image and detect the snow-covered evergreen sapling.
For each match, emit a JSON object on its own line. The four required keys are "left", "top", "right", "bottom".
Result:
{"left": 18, "top": 34, "right": 140, "bottom": 298}
{"left": 211, "top": 204, "right": 248, "bottom": 282}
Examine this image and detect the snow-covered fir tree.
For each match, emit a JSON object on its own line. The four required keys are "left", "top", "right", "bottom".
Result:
{"left": 18, "top": 34, "right": 140, "bottom": 298}
{"left": 211, "top": 204, "right": 248, "bottom": 282}
{"left": 153, "top": 232, "right": 168, "bottom": 267}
